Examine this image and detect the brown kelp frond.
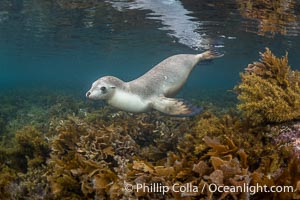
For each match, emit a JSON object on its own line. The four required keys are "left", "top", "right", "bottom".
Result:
{"left": 45, "top": 110, "right": 193, "bottom": 199}
{"left": 0, "top": 125, "right": 51, "bottom": 199}
{"left": 246, "top": 48, "right": 290, "bottom": 87}
{"left": 126, "top": 136, "right": 249, "bottom": 200}
{"left": 236, "top": 48, "right": 300, "bottom": 125}
{"left": 46, "top": 114, "right": 137, "bottom": 199}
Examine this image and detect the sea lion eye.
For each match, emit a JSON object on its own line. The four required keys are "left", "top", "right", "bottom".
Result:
{"left": 100, "top": 86, "right": 107, "bottom": 93}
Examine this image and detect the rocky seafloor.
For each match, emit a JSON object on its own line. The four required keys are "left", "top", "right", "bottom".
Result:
{"left": 0, "top": 48, "right": 300, "bottom": 200}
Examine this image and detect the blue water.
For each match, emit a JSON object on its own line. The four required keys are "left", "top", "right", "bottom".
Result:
{"left": 0, "top": 0, "right": 300, "bottom": 101}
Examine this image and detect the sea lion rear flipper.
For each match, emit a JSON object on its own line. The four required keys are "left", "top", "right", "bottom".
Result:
{"left": 197, "top": 50, "right": 224, "bottom": 61}
{"left": 152, "top": 97, "right": 202, "bottom": 116}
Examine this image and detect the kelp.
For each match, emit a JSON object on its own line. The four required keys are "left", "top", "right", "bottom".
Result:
{"left": 122, "top": 111, "right": 299, "bottom": 199}
{"left": 183, "top": 113, "right": 299, "bottom": 199}
{"left": 0, "top": 105, "right": 299, "bottom": 200}
{"left": 0, "top": 126, "right": 50, "bottom": 199}
{"left": 0, "top": 165, "right": 17, "bottom": 199}
{"left": 0, "top": 89, "right": 83, "bottom": 199}
{"left": 0, "top": 126, "right": 50, "bottom": 172}
{"left": 0, "top": 48, "right": 299, "bottom": 199}
{"left": 45, "top": 110, "right": 192, "bottom": 199}
{"left": 236, "top": 48, "right": 300, "bottom": 125}
{"left": 46, "top": 114, "right": 133, "bottom": 199}
{"left": 236, "top": 0, "right": 297, "bottom": 37}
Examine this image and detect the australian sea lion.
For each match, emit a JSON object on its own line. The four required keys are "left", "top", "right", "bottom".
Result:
{"left": 86, "top": 50, "right": 223, "bottom": 116}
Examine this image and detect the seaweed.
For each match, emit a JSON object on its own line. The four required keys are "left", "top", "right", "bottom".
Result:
{"left": 0, "top": 165, "right": 17, "bottom": 200}
{"left": 0, "top": 126, "right": 50, "bottom": 199}
{"left": 46, "top": 110, "right": 192, "bottom": 199}
{"left": 236, "top": 0, "right": 297, "bottom": 37}
{"left": 0, "top": 125, "right": 50, "bottom": 172}
{"left": 236, "top": 48, "right": 300, "bottom": 125}
{"left": 0, "top": 49, "right": 299, "bottom": 199}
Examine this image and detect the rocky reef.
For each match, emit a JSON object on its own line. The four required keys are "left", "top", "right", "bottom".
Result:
{"left": 0, "top": 49, "right": 299, "bottom": 199}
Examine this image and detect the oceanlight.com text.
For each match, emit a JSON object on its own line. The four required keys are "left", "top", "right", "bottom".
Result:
{"left": 207, "top": 183, "right": 294, "bottom": 195}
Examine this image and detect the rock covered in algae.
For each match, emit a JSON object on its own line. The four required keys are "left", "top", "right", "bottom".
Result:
{"left": 236, "top": 48, "right": 300, "bottom": 125}
{"left": 275, "top": 123, "right": 300, "bottom": 161}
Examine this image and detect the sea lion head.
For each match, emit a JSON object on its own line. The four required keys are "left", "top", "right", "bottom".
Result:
{"left": 86, "top": 76, "right": 122, "bottom": 100}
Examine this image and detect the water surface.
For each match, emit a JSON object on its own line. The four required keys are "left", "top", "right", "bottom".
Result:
{"left": 0, "top": 0, "right": 299, "bottom": 101}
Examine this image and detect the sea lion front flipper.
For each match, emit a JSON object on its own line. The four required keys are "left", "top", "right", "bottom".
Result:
{"left": 152, "top": 97, "right": 202, "bottom": 116}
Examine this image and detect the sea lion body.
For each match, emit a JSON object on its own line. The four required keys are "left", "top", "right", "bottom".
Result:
{"left": 86, "top": 51, "right": 223, "bottom": 116}
{"left": 129, "top": 54, "right": 199, "bottom": 97}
